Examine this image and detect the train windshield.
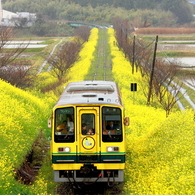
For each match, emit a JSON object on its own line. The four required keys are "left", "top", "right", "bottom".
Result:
{"left": 81, "top": 113, "right": 95, "bottom": 135}
{"left": 102, "top": 106, "right": 123, "bottom": 142}
{"left": 54, "top": 107, "right": 75, "bottom": 143}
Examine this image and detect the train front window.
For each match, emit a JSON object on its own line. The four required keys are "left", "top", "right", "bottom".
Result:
{"left": 81, "top": 113, "right": 95, "bottom": 135}
{"left": 102, "top": 106, "right": 122, "bottom": 142}
{"left": 54, "top": 107, "right": 75, "bottom": 143}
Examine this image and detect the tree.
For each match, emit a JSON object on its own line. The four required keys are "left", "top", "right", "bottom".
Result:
{"left": 74, "top": 26, "right": 91, "bottom": 42}
{"left": 138, "top": 58, "right": 184, "bottom": 116}
{"left": 113, "top": 19, "right": 187, "bottom": 116}
{"left": 0, "top": 27, "right": 35, "bottom": 87}
{"left": 0, "top": 60, "right": 35, "bottom": 87}
{"left": 160, "top": 0, "right": 193, "bottom": 24}
{"left": 151, "top": 59, "right": 182, "bottom": 116}
{"left": 13, "top": 18, "right": 28, "bottom": 28}
{"left": 0, "top": 28, "right": 28, "bottom": 68}
{"left": 30, "top": 14, "right": 49, "bottom": 36}
{"left": 48, "top": 41, "right": 81, "bottom": 80}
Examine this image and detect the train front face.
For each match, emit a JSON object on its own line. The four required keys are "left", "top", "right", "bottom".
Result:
{"left": 51, "top": 105, "right": 126, "bottom": 183}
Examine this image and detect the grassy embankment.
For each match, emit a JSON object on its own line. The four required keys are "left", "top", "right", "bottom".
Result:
{"left": 34, "top": 28, "right": 195, "bottom": 194}
{"left": 31, "top": 28, "right": 99, "bottom": 194}
{"left": 0, "top": 37, "right": 67, "bottom": 195}
{"left": 136, "top": 27, "right": 195, "bottom": 110}
{"left": 0, "top": 28, "right": 98, "bottom": 195}
{"left": 109, "top": 28, "right": 195, "bottom": 194}
{"left": 0, "top": 80, "right": 57, "bottom": 194}
{"left": 85, "top": 28, "right": 113, "bottom": 81}
{"left": 0, "top": 27, "right": 194, "bottom": 194}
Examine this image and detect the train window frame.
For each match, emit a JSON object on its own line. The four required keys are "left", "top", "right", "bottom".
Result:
{"left": 54, "top": 107, "right": 75, "bottom": 143}
{"left": 81, "top": 113, "right": 95, "bottom": 135}
{"left": 102, "top": 106, "right": 123, "bottom": 142}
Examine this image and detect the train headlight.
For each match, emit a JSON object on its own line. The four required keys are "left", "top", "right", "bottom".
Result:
{"left": 58, "top": 147, "right": 71, "bottom": 153}
{"left": 107, "top": 146, "right": 119, "bottom": 152}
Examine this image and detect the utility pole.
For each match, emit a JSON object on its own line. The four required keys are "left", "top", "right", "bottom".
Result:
{"left": 132, "top": 35, "right": 135, "bottom": 74}
{"left": 147, "top": 35, "right": 158, "bottom": 105}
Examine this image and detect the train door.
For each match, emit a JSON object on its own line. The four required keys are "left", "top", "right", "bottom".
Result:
{"left": 77, "top": 107, "right": 100, "bottom": 159}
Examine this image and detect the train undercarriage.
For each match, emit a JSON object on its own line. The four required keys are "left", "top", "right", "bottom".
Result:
{"left": 54, "top": 164, "right": 124, "bottom": 185}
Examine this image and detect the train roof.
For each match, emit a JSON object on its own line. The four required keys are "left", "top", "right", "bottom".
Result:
{"left": 55, "top": 80, "right": 123, "bottom": 107}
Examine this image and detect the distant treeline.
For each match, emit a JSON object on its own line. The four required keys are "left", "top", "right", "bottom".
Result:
{"left": 2, "top": 0, "right": 194, "bottom": 26}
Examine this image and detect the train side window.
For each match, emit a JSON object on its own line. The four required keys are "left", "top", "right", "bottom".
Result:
{"left": 54, "top": 107, "right": 75, "bottom": 143}
{"left": 81, "top": 113, "right": 95, "bottom": 135}
{"left": 102, "top": 106, "right": 122, "bottom": 142}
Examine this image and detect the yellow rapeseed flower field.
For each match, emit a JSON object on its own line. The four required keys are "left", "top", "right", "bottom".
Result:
{"left": 0, "top": 79, "right": 56, "bottom": 194}
{"left": 62, "top": 28, "right": 98, "bottom": 84}
{"left": 0, "top": 29, "right": 98, "bottom": 194}
{"left": 108, "top": 28, "right": 195, "bottom": 194}
{"left": 30, "top": 28, "right": 99, "bottom": 194}
{"left": 36, "top": 28, "right": 99, "bottom": 96}
{"left": 1, "top": 27, "right": 194, "bottom": 195}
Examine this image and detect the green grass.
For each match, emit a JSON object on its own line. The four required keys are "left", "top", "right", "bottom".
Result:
{"left": 139, "top": 35, "right": 195, "bottom": 41}
{"left": 176, "top": 69, "right": 195, "bottom": 77}
{"left": 1, "top": 29, "right": 195, "bottom": 194}
{"left": 86, "top": 29, "right": 113, "bottom": 81}
{"left": 178, "top": 81, "right": 195, "bottom": 106}
{"left": 157, "top": 51, "right": 195, "bottom": 57}
{"left": 24, "top": 48, "right": 45, "bottom": 52}
{"left": 41, "top": 40, "right": 57, "bottom": 45}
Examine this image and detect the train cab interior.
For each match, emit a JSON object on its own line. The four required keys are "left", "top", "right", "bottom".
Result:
{"left": 81, "top": 113, "right": 95, "bottom": 135}
{"left": 53, "top": 106, "right": 123, "bottom": 142}
{"left": 102, "top": 106, "right": 123, "bottom": 142}
{"left": 54, "top": 107, "right": 75, "bottom": 142}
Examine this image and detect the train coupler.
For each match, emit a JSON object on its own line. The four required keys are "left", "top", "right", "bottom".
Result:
{"left": 66, "top": 171, "right": 81, "bottom": 189}
{"left": 107, "top": 171, "right": 115, "bottom": 187}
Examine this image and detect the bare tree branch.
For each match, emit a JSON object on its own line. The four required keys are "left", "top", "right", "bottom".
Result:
{"left": 48, "top": 41, "right": 81, "bottom": 80}
{"left": 74, "top": 26, "right": 91, "bottom": 43}
{"left": 0, "top": 27, "right": 35, "bottom": 87}
{"left": 0, "top": 60, "right": 35, "bottom": 88}
{"left": 0, "top": 27, "right": 29, "bottom": 68}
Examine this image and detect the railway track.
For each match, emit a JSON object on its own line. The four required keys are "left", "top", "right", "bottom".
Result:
{"left": 54, "top": 30, "right": 123, "bottom": 195}
{"left": 55, "top": 181, "right": 124, "bottom": 195}
{"left": 85, "top": 29, "right": 113, "bottom": 81}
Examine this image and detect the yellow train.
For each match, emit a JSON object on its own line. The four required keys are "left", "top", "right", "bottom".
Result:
{"left": 49, "top": 80, "right": 129, "bottom": 184}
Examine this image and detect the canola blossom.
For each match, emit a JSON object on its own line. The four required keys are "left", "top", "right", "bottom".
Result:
{"left": 108, "top": 28, "right": 195, "bottom": 194}
{"left": 0, "top": 80, "right": 56, "bottom": 194}
{"left": 39, "top": 28, "right": 99, "bottom": 95}
{"left": 0, "top": 29, "right": 99, "bottom": 195}
{"left": 30, "top": 28, "right": 99, "bottom": 194}
{"left": 34, "top": 71, "right": 58, "bottom": 92}
{"left": 63, "top": 28, "right": 98, "bottom": 84}
{"left": 1, "top": 27, "right": 194, "bottom": 195}
{"left": 34, "top": 28, "right": 98, "bottom": 94}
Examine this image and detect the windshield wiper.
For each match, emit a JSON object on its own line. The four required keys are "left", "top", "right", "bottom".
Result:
{"left": 108, "top": 131, "right": 112, "bottom": 139}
